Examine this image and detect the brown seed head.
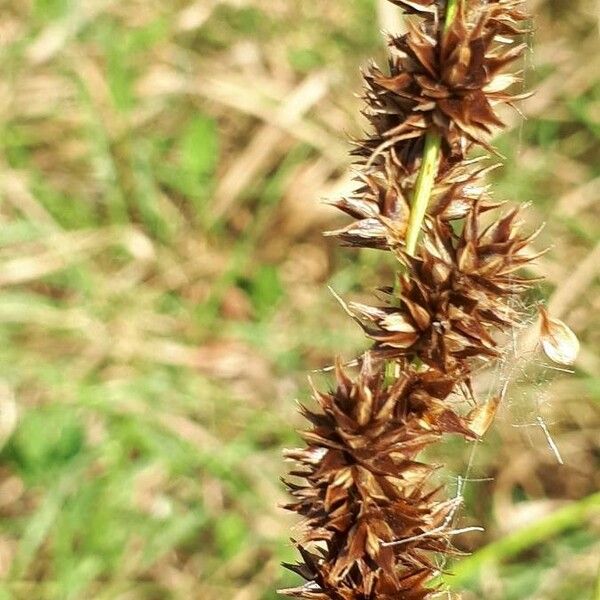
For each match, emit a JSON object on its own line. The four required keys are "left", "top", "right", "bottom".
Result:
{"left": 281, "top": 355, "right": 474, "bottom": 599}
{"left": 349, "top": 204, "right": 539, "bottom": 371}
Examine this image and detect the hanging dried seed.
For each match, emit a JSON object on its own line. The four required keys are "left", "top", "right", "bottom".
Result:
{"left": 467, "top": 394, "right": 501, "bottom": 438}
{"left": 539, "top": 307, "right": 580, "bottom": 366}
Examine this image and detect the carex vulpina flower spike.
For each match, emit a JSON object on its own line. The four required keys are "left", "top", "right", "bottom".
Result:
{"left": 347, "top": 206, "right": 541, "bottom": 372}
{"left": 280, "top": 1, "right": 563, "bottom": 598}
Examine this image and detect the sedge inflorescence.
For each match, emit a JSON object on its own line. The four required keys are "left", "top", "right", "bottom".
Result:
{"left": 281, "top": 1, "right": 538, "bottom": 598}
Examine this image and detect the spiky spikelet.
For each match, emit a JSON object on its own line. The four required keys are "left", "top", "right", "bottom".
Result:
{"left": 356, "top": 0, "right": 529, "bottom": 170}
{"left": 348, "top": 204, "right": 539, "bottom": 371}
{"left": 281, "top": 355, "right": 475, "bottom": 600}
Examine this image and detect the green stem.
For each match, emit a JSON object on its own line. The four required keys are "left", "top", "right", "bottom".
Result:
{"left": 385, "top": 361, "right": 396, "bottom": 386}
{"left": 404, "top": 0, "right": 460, "bottom": 256}
{"left": 405, "top": 132, "right": 441, "bottom": 255}
{"left": 441, "top": 491, "right": 600, "bottom": 589}
{"left": 444, "top": 0, "right": 462, "bottom": 31}
{"left": 387, "top": 0, "right": 462, "bottom": 385}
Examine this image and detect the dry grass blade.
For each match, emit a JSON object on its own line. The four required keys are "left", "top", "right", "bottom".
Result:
{"left": 211, "top": 71, "right": 332, "bottom": 221}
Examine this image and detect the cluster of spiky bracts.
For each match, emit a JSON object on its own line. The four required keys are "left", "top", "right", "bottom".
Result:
{"left": 281, "top": 1, "right": 537, "bottom": 598}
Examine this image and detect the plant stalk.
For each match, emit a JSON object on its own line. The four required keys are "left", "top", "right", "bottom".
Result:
{"left": 405, "top": 132, "right": 441, "bottom": 255}
{"left": 444, "top": 0, "right": 462, "bottom": 31}
{"left": 404, "top": 0, "right": 460, "bottom": 256}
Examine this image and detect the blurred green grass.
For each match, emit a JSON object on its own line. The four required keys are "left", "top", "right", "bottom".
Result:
{"left": 0, "top": 0, "right": 598, "bottom": 598}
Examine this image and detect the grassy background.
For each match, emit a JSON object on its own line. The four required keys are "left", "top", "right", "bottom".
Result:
{"left": 0, "top": 0, "right": 599, "bottom": 598}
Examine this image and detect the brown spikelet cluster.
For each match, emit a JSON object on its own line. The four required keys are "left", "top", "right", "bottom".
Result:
{"left": 358, "top": 0, "right": 529, "bottom": 166}
{"left": 283, "top": 356, "right": 474, "bottom": 600}
{"left": 326, "top": 159, "right": 500, "bottom": 251}
{"left": 281, "top": 1, "right": 540, "bottom": 598}
{"left": 348, "top": 206, "right": 541, "bottom": 372}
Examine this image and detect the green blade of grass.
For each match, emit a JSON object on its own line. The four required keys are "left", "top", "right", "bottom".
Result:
{"left": 10, "top": 469, "right": 83, "bottom": 580}
{"left": 443, "top": 491, "right": 600, "bottom": 589}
